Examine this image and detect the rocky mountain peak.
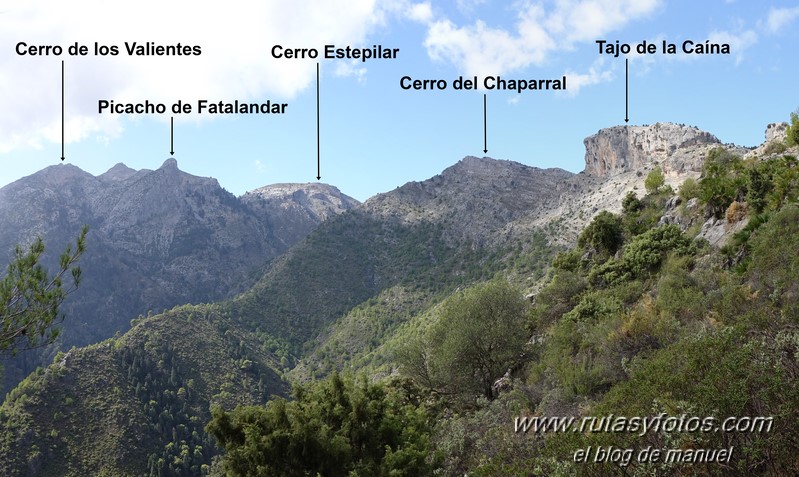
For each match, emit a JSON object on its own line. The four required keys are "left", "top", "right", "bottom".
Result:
{"left": 444, "top": 155, "right": 548, "bottom": 178}
{"left": 583, "top": 122, "right": 721, "bottom": 177}
{"left": 452, "top": 155, "right": 498, "bottom": 173}
{"left": 99, "top": 163, "right": 138, "bottom": 182}
{"left": 243, "top": 183, "right": 358, "bottom": 217}
{"left": 0, "top": 161, "right": 359, "bottom": 397}
{"left": 765, "top": 122, "right": 789, "bottom": 143}
{"left": 362, "top": 155, "right": 575, "bottom": 246}
{"left": 240, "top": 183, "right": 359, "bottom": 247}
{"left": 26, "top": 163, "right": 96, "bottom": 187}
{"left": 160, "top": 157, "right": 179, "bottom": 170}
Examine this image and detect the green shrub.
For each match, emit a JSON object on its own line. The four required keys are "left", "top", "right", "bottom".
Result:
{"left": 621, "top": 191, "right": 642, "bottom": 214}
{"left": 398, "top": 279, "right": 529, "bottom": 401}
{"left": 748, "top": 204, "right": 799, "bottom": 304}
{"left": 552, "top": 249, "right": 582, "bottom": 272}
{"left": 699, "top": 147, "right": 745, "bottom": 218}
{"left": 578, "top": 211, "right": 624, "bottom": 258}
{"left": 764, "top": 140, "right": 787, "bottom": 155}
{"left": 787, "top": 109, "right": 799, "bottom": 147}
{"left": 677, "top": 177, "right": 700, "bottom": 202}
{"left": 207, "top": 373, "right": 436, "bottom": 477}
{"left": 589, "top": 224, "right": 694, "bottom": 286}
{"left": 644, "top": 166, "right": 666, "bottom": 194}
{"left": 529, "top": 271, "right": 587, "bottom": 329}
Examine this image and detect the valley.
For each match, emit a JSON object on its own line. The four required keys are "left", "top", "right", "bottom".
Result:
{"left": 1, "top": 120, "right": 798, "bottom": 476}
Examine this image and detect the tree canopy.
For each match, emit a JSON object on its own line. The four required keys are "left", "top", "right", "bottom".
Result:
{"left": 206, "top": 373, "right": 434, "bottom": 476}
{"left": 578, "top": 211, "right": 624, "bottom": 258}
{"left": 0, "top": 226, "right": 88, "bottom": 354}
{"left": 398, "top": 279, "right": 529, "bottom": 401}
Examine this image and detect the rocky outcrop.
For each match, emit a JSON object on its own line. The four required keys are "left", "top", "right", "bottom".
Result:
{"left": 745, "top": 122, "right": 789, "bottom": 158}
{"left": 765, "top": 122, "right": 789, "bottom": 143}
{"left": 241, "top": 183, "right": 359, "bottom": 248}
{"left": 583, "top": 122, "right": 721, "bottom": 177}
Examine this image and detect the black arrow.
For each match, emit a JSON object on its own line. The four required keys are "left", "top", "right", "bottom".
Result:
{"left": 625, "top": 58, "right": 629, "bottom": 123}
{"left": 61, "top": 60, "right": 65, "bottom": 161}
{"left": 483, "top": 93, "right": 488, "bottom": 154}
{"left": 170, "top": 116, "right": 174, "bottom": 156}
{"left": 316, "top": 62, "right": 321, "bottom": 180}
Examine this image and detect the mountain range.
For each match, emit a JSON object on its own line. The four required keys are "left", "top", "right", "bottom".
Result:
{"left": 0, "top": 159, "right": 357, "bottom": 394}
{"left": 0, "top": 121, "right": 789, "bottom": 476}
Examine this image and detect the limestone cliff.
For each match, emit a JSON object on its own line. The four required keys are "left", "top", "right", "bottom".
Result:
{"left": 745, "top": 122, "right": 789, "bottom": 158}
{"left": 583, "top": 122, "right": 721, "bottom": 177}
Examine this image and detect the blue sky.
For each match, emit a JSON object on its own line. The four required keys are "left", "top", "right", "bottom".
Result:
{"left": 1, "top": 0, "right": 797, "bottom": 201}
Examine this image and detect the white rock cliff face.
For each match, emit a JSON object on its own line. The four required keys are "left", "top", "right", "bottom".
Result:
{"left": 745, "top": 122, "right": 789, "bottom": 158}
{"left": 583, "top": 122, "right": 721, "bottom": 177}
{"left": 765, "top": 122, "right": 788, "bottom": 143}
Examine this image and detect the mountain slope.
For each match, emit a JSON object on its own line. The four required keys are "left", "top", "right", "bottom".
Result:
{"left": 0, "top": 304, "right": 288, "bottom": 476}
{"left": 0, "top": 121, "right": 764, "bottom": 475}
{"left": 0, "top": 159, "right": 357, "bottom": 393}
{"left": 0, "top": 154, "right": 573, "bottom": 474}
{"left": 226, "top": 155, "right": 583, "bottom": 359}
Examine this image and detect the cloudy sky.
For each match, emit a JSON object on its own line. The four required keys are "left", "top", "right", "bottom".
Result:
{"left": 1, "top": 0, "right": 797, "bottom": 201}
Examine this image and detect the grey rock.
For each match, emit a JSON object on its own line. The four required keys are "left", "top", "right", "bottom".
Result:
{"left": 745, "top": 122, "right": 790, "bottom": 158}
{"left": 765, "top": 122, "right": 788, "bottom": 144}
{"left": 241, "top": 183, "right": 359, "bottom": 249}
{"left": 665, "top": 195, "right": 682, "bottom": 211}
{"left": 0, "top": 160, "right": 358, "bottom": 393}
{"left": 583, "top": 122, "right": 721, "bottom": 177}
{"left": 362, "top": 156, "right": 575, "bottom": 246}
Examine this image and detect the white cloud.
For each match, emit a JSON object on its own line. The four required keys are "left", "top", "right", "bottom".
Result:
{"left": 0, "top": 0, "right": 390, "bottom": 153}
{"left": 334, "top": 61, "right": 368, "bottom": 84}
{"left": 407, "top": 2, "right": 434, "bottom": 23}
{"left": 707, "top": 29, "right": 758, "bottom": 65}
{"left": 563, "top": 58, "right": 613, "bottom": 96}
{"left": 254, "top": 159, "right": 266, "bottom": 173}
{"left": 422, "top": 0, "right": 661, "bottom": 79}
{"left": 546, "top": 0, "right": 662, "bottom": 44}
{"left": 765, "top": 6, "right": 799, "bottom": 34}
{"left": 424, "top": 7, "right": 555, "bottom": 79}
{"left": 622, "top": 35, "right": 664, "bottom": 74}
{"left": 456, "top": 0, "right": 488, "bottom": 14}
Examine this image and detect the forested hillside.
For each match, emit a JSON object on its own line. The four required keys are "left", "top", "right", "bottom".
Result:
{"left": 0, "top": 159, "right": 356, "bottom": 395}
{"left": 2, "top": 117, "right": 798, "bottom": 476}
{"left": 208, "top": 135, "right": 799, "bottom": 475}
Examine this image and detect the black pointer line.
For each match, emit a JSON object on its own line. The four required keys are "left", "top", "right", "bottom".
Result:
{"left": 316, "top": 62, "right": 321, "bottom": 180}
{"left": 61, "top": 60, "right": 65, "bottom": 161}
{"left": 625, "top": 58, "right": 629, "bottom": 123}
{"left": 483, "top": 93, "right": 487, "bottom": 154}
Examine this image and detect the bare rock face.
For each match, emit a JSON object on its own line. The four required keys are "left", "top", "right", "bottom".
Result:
{"left": 765, "top": 122, "right": 788, "bottom": 143}
{"left": 362, "top": 156, "right": 575, "bottom": 246}
{"left": 583, "top": 123, "right": 721, "bottom": 177}
{"left": 745, "top": 122, "right": 790, "bottom": 158}
{"left": 241, "top": 183, "right": 359, "bottom": 248}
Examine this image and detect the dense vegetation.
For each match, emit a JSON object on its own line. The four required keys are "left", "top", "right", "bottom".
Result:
{"left": 208, "top": 374, "right": 435, "bottom": 476}
{"left": 0, "top": 305, "right": 287, "bottom": 476}
{"left": 2, "top": 117, "right": 799, "bottom": 475}
{"left": 208, "top": 144, "right": 799, "bottom": 475}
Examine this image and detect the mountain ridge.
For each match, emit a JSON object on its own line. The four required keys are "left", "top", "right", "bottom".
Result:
{"left": 0, "top": 159, "right": 359, "bottom": 395}
{"left": 0, "top": 119, "right": 787, "bottom": 475}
